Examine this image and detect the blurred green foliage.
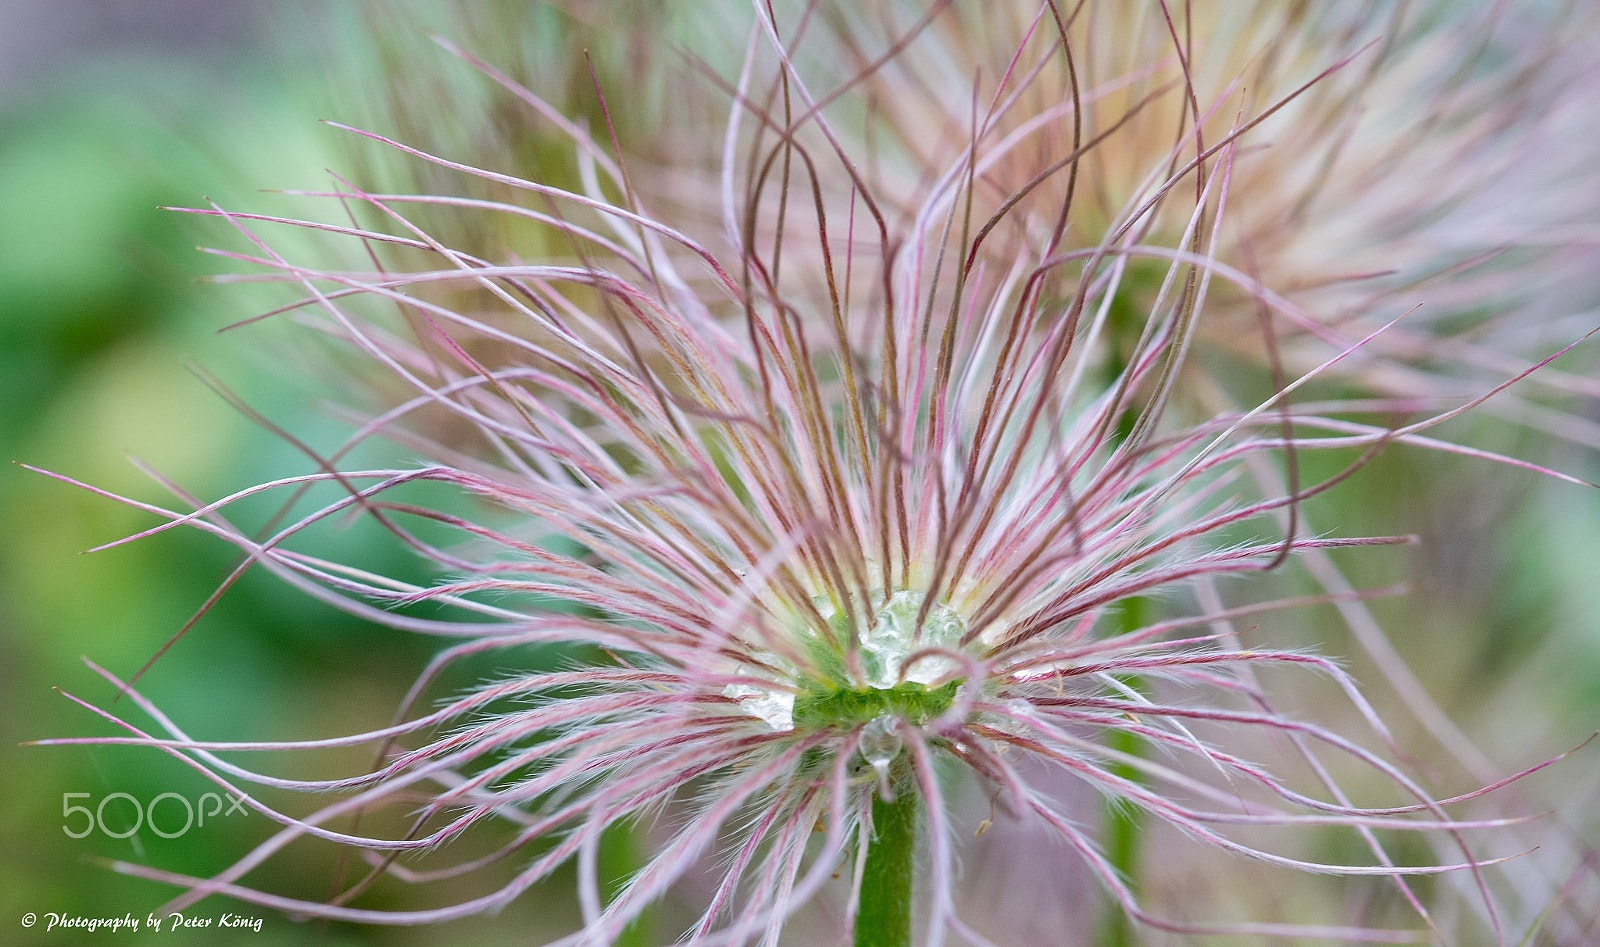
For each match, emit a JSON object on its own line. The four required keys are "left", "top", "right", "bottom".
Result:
{"left": 0, "top": 10, "right": 548, "bottom": 946}
{"left": 0, "top": 5, "right": 704, "bottom": 941}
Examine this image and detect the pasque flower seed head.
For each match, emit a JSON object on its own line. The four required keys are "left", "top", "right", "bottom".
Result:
{"left": 33, "top": 1, "right": 1600, "bottom": 944}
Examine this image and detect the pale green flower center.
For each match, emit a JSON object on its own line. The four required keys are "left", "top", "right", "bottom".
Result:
{"left": 724, "top": 589, "right": 970, "bottom": 734}
{"left": 859, "top": 589, "right": 966, "bottom": 688}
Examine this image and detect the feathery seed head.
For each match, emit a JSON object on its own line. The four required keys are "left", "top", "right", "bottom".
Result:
{"left": 31, "top": 1, "right": 1600, "bottom": 943}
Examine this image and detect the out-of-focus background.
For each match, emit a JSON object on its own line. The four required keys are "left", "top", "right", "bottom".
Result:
{"left": 0, "top": 2, "right": 561, "bottom": 944}
{"left": 0, "top": 3, "right": 724, "bottom": 942}
{"left": 2, "top": 2, "right": 1599, "bottom": 945}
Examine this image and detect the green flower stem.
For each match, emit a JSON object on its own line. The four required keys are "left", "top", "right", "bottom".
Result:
{"left": 856, "top": 768, "right": 917, "bottom": 947}
{"left": 1097, "top": 596, "right": 1149, "bottom": 947}
{"left": 1097, "top": 725, "right": 1144, "bottom": 947}
{"left": 599, "top": 819, "right": 651, "bottom": 947}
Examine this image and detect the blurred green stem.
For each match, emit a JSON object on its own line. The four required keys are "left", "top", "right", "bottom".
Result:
{"left": 1098, "top": 597, "right": 1148, "bottom": 947}
{"left": 600, "top": 819, "right": 651, "bottom": 947}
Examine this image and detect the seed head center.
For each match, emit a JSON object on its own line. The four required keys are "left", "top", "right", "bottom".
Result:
{"left": 725, "top": 589, "right": 971, "bottom": 734}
